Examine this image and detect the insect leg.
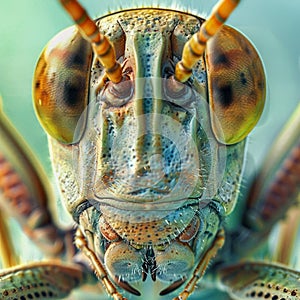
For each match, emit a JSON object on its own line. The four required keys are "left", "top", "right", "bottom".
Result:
{"left": 231, "top": 104, "right": 300, "bottom": 257}
{"left": 75, "top": 228, "right": 127, "bottom": 300}
{"left": 218, "top": 261, "right": 300, "bottom": 300}
{"left": 0, "top": 98, "right": 75, "bottom": 263}
{"left": 0, "top": 209, "right": 19, "bottom": 267}
{"left": 273, "top": 206, "right": 300, "bottom": 265}
{"left": 216, "top": 104, "right": 300, "bottom": 299}
{"left": 0, "top": 261, "right": 88, "bottom": 299}
{"left": 173, "top": 229, "right": 225, "bottom": 300}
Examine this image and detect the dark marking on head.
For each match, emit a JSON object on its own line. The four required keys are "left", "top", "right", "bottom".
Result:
{"left": 257, "top": 80, "right": 265, "bottom": 91}
{"left": 115, "top": 276, "right": 141, "bottom": 296}
{"left": 214, "top": 84, "right": 233, "bottom": 107}
{"left": 240, "top": 72, "right": 247, "bottom": 85}
{"left": 35, "top": 80, "right": 40, "bottom": 89}
{"left": 244, "top": 45, "right": 251, "bottom": 55}
{"left": 212, "top": 50, "right": 230, "bottom": 67}
{"left": 159, "top": 277, "right": 187, "bottom": 295}
{"left": 67, "top": 36, "right": 92, "bottom": 67}
{"left": 63, "top": 78, "right": 85, "bottom": 107}
{"left": 50, "top": 72, "right": 56, "bottom": 85}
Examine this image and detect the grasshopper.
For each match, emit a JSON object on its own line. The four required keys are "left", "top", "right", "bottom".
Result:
{"left": 0, "top": 0, "right": 299, "bottom": 299}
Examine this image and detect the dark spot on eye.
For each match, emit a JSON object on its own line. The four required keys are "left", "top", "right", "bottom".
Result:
{"left": 212, "top": 51, "right": 230, "bottom": 66}
{"left": 35, "top": 80, "right": 40, "bottom": 89}
{"left": 72, "top": 44, "right": 89, "bottom": 66}
{"left": 63, "top": 79, "right": 84, "bottom": 107}
{"left": 244, "top": 45, "right": 251, "bottom": 55}
{"left": 257, "top": 80, "right": 265, "bottom": 90}
{"left": 50, "top": 72, "right": 56, "bottom": 85}
{"left": 240, "top": 72, "right": 247, "bottom": 85}
{"left": 214, "top": 84, "right": 233, "bottom": 107}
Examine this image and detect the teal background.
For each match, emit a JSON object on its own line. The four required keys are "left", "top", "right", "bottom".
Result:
{"left": 0, "top": 1, "right": 299, "bottom": 299}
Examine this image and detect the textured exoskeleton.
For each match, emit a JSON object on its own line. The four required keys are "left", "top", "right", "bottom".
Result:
{"left": 0, "top": 1, "right": 299, "bottom": 300}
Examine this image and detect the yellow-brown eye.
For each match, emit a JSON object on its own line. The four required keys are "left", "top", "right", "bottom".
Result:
{"left": 205, "top": 26, "right": 266, "bottom": 145}
{"left": 33, "top": 26, "right": 92, "bottom": 144}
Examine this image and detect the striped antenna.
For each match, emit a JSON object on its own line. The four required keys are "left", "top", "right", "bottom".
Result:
{"left": 59, "top": 0, "right": 122, "bottom": 83}
{"left": 175, "top": 0, "right": 240, "bottom": 82}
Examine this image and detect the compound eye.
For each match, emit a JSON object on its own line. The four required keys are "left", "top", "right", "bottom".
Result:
{"left": 205, "top": 26, "right": 266, "bottom": 144}
{"left": 33, "top": 26, "right": 92, "bottom": 144}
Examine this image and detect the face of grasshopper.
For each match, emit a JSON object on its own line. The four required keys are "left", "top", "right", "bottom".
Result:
{"left": 33, "top": 7, "right": 265, "bottom": 297}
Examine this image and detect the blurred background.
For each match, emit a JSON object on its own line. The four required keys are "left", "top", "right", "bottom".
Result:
{"left": 0, "top": 0, "right": 299, "bottom": 299}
